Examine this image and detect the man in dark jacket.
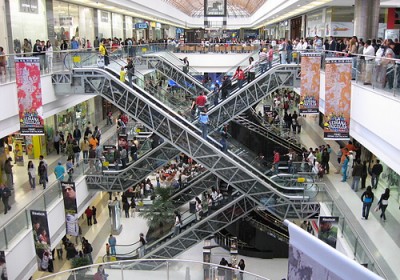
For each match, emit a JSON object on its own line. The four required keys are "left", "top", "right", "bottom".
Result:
{"left": 220, "top": 75, "right": 231, "bottom": 100}
{"left": 371, "top": 160, "right": 383, "bottom": 189}
{"left": 0, "top": 184, "right": 11, "bottom": 214}
{"left": 351, "top": 159, "right": 363, "bottom": 192}
{"left": 321, "top": 148, "right": 330, "bottom": 174}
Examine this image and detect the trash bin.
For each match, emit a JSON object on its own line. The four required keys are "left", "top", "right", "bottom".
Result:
{"left": 189, "top": 201, "right": 196, "bottom": 214}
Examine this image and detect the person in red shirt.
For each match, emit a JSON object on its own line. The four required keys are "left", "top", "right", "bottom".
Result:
{"left": 85, "top": 206, "right": 93, "bottom": 226}
{"left": 195, "top": 92, "right": 207, "bottom": 115}
{"left": 273, "top": 150, "right": 280, "bottom": 174}
{"left": 233, "top": 66, "right": 246, "bottom": 88}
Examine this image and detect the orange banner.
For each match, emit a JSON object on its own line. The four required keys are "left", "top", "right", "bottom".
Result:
{"left": 324, "top": 58, "right": 352, "bottom": 140}
{"left": 300, "top": 53, "right": 321, "bottom": 114}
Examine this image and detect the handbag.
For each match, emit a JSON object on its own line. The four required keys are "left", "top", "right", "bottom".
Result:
{"left": 381, "top": 199, "right": 388, "bottom": 205}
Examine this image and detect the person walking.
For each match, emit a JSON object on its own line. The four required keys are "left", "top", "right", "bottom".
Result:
{"left": 130, "top": 198, "right": 136, "bottom": 218}
{"left": 173, "top": 210, "right": 182, "bottom": 236}
{"left": 351, "top": 159, "right": 363, "bottom": 192}
{"left": 27, "top": 160, "right": 36, "bottom": 189}
{"left": 53, "top": 131, "right": 61, "bottom": 155}
{"left": 85, "top": 206, "right": 93, "bottom": 226}
{"left": 370, "top": 160, "right": 383, "bottom": 189}
{"left": 321, "top": 147, "right": 330, "bottom": 174}
{"left": 199, "top": 110, "right": 209, "bottom": 140}
{"left": 4, "top": 157, "right": 13, "bottom": 188}
{"left": 138, "top": 233, "right": 146, "bottom": 258}
{"left": 38, "top": 160, "right": 48, "bottom": 189}
{"left": 377, "top": 188, "right": 390, "bottom": 221}
{"left": 272, "top": 150, "right": 280, "bottom": 174}
{"left": 92, "top": 206, "right": 97, "bottom": 224}
{"left": 54, "top": 161, "right": 65, "bottom": 181}
{"left": 341, "top": 155, "right": 349, "bottom": 182}
{"left": 0, "top": 184, "right": 11, "bottom": 214}
{"left": 236, "top": 259, "right": 246, "bottom": 280}
{"left": 361, "top": 186, "right": 374, "bottom": 220}
{"left": 123, "top": 200, "right": 130, "bottom": 218}
{"left": 361, "top": 161, "right": 368, "bottom": 189}
{"left": 108, "top": 234, "right": 117, "bottom": 255}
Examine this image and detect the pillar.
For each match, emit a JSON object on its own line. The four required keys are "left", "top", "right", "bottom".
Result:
{"left": 354, "top": 0, "right": 380, "bottom": 40}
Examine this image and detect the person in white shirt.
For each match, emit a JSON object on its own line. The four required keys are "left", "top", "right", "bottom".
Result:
{"left": 46, "top": 41, "right": 53, "bottom": 73}
{"left": 302, "top": 40, "right": 308, "bottom": 50}
{"left": 363, "top": 39, "right": 375, "bottom": 85}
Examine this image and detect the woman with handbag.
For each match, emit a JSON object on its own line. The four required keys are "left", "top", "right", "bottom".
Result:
{"left": 377, "top": 188, "right": 390, "bottom": 221}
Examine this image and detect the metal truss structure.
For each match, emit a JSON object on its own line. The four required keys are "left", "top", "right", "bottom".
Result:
{"left": 146, "top": 55, "right": 207, "bottom": 96}
{"left": 53, "top": 67, "right": 319, "bottom": 221}
{"left": 85, "top": 143, "right": 179, "bottom": 191}
{"left": 199, "top": 64, "right": 300, "bottom": 132}
{"left": 233, "top": 115, "right": 302, "bottom": 154}
{"left": 128, "top": 195, "right": 257, "bottom": 268}
{"left": 170, "top": 172, "right": 217, "bottom": 206}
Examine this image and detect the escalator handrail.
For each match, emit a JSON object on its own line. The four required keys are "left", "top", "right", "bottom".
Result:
{"left": 72, "top": 67, "right": 313, "bottom": 204}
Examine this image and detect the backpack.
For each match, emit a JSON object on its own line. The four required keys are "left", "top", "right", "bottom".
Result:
{"left": 39, "top": 164, "right": 46, "bottom": 175}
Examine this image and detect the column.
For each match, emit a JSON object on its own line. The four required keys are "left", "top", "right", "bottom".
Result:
{"left": 354, "top": 0, "right": 380, "bottom": 40}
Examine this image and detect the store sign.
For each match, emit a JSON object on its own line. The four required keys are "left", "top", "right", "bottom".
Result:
{"left": 324, "top": 58, "right": 352, "bottom": 140}
{"left": 101, "top": 11, "right": 109, "bottom": 23}
{"left": 20, "top": 0, "right": 38, "bottom": 14}
{"left": 15, "top": 57, "right": 44, "bottom": 135}
{"left": 59, "top": 16, "right": 73, "bottom": 26}
{"left": 135, "top": 23, "right": 148, "bottom": 29}
{"left": 327, "top": 22, "right": 354, "bottom": 37}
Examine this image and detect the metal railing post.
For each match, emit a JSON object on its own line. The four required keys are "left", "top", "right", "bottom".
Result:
{"left": 166, "top": 261, "right": 170, "bottom": 280}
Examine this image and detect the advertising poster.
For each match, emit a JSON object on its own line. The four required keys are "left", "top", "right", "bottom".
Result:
{"left": 61, "top": 181, "right": 79, "bottom": 236}
{"left": 14, "top": 139, "right": 24, "bottom": 165}
{"left": 286, "top": 220, "right": 382, "bottom": 280}
{"left": 324, "top": 58, "right": 352, "bottom": 140}
{"left": 15, "top": 57, "right": 44, "bottom": 135}
{"left": 31, "top": 210, "right": 51, "bottom": 266}
{"left": 0, "top": 251, "right": 8, "bottom": 280}
{"left": 300, "top": 53, "right": 321, "bottom": 114}
{"left": 318, "top": 216, "right": 339, "bottom": 248}
{"left": 330, "top": 22, "right": 354, "bottom": 37}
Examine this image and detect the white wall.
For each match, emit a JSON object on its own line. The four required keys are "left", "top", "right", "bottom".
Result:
{"left": 0, "top": 75, "right": 95, "bottom": 139}
{"left": 47, "top": 197, "right": 67, "bottom": 249}
{"left": 349, "top": 86, "right": 400, "bottom": 175}
{"left": 5, "top": 230, "right": 37, "bottom": 280}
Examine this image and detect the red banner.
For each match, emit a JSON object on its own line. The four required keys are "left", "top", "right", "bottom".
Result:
{"left": 324, "top": 58, "right": 352, "bottom": 140}
{"left": 300, "top": 53, "right": 321, "bottom": 114}
{"left": 15, "top": 57, "right": 44, "bottom": 135}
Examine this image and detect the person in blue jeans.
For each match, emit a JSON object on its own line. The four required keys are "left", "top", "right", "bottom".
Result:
{"left": 341, "top": 155, "right": 349, "bottom": 182}
{"left": 361, "top": 186, "right": 374, "bottom": 220}
{"left": 199, "top": 110, "right": 209, "bottom": 140}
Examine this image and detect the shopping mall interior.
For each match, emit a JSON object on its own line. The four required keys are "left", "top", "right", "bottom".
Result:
{"left": 0, "top": 0, "right": 400, "bottom": 279}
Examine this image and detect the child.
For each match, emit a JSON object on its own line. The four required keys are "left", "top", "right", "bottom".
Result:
{"left": 120, "top": 67, "right": 126, "bottom": 82}
{"left": 106, "top": 243, "right": 110, "bottom": 256}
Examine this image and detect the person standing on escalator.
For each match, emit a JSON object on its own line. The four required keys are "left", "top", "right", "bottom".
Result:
{"left": 181, "top": 57, "right": 189, "bottom": 74}
{"left": 124, "top": 57, "right": 135, "bottom": 88}
{"left": 233, "top": 66, "right": 245, "bottom": 89}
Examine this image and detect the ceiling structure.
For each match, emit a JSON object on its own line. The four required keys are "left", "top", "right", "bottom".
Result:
{"left": 163, "top": 0, "right": 268, "bottom": 17}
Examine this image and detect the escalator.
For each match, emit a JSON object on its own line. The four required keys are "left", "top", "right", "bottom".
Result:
{"left": 52, "top": 67, "right": 327, "bottom": 266}
{"left": 53, "top": 66, "right": 321, "bottom": 220}
{"left": 67, "top": 62, "right": 297, "bottom": 194}
{"left": 119, "top": 194, "right": 256, "bottom": 269}
{"left": 144, "top": 54, "right": 208, "bottom": 95}
{"left": 233, "top": 114, "right": 302, "bottom": 154}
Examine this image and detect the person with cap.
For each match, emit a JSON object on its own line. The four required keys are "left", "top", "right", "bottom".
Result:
{"left": 54, "top": 161, "right": 65, "bottom": 181}
{"left": 199, "top": 109, "right": 209, "bottom": 140}
{"left": 258, "top": 47, "right": 268, "bottom": 73}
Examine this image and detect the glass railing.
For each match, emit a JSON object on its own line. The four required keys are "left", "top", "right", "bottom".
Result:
{"left": 0, "top": 123, "right": 116, "bottom": 249}
{"left": 36, "top": 259, "right": 271, "bottom": 280}
{"left": 323, "top": 185, "right": 388, "bottom": 278}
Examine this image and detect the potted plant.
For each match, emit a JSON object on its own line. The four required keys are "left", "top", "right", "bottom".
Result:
{"left": 139, "top": 187, "right": 175, "bottom": 241}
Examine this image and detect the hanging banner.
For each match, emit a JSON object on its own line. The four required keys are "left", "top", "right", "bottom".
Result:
{"left": 15, "top": 57, "right": 44, "bottom": 135}
{"left": 31, "top": 210, "right": 51, "bottom": 269}
{"left": 318, "top": 216, "right": 339, "bottom": 248}
{"left": 286, "top": 220, "right": 383, "bottom": 280}
{"left": 0, "top": 251, "right": 8, "bottom": 280}
{"left": 324, "top": 58, "right": 352, "bottom": 140}
{"left": 300, "top": 53, "right": 321, "bottom": 114}
{"left": 61, "top": 181, "right": 79, "bottom": 236}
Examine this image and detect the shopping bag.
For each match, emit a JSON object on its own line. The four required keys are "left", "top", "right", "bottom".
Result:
{"left": 97, "top": 56, "right": 105, "bottom": 68}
